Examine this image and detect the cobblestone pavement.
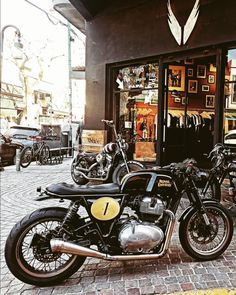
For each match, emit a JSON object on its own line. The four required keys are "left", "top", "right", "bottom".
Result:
{"left": 1, "top": 159, "right": 236, "bottom": 295}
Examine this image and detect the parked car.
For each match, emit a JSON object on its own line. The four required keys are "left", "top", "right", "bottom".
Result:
{"left": 4, "top": 126, "right": 41, "bottom": 147}
{"left": 5, "top": 125, "right": 65, "bottom": 149}
{"left": 0, "top": 134, "right": 23, "bottom": 165}
{"left": 224, "top": 129, "right": 236, "bottom": 146}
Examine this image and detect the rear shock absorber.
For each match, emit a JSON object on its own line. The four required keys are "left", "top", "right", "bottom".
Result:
{"left": 62, "top": 201, "right": 80, "bottom": 227}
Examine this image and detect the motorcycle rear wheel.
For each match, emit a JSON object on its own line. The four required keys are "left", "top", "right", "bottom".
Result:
{"left": 179, "top": 202, "right": 233, "bottom": 261}
{"left": 112, "top": 161, "right": 145, "bottom": 185}
{"left": 71, "top": 157, "right": 89, "bottom": 185}
{"left": 5, "top": 207, "right": 86, "bottom": 286}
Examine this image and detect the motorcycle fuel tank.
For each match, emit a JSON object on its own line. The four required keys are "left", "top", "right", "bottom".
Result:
{"left": 120, "top": 170, "right": 177, "bottom": 195}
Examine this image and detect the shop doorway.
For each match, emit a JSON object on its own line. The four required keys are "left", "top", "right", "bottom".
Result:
{"left": 162, "top": 55, "right": 217, "bottom": 165}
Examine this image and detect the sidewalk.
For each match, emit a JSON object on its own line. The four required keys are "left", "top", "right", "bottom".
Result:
{"left": 0, "top": 159, "right": 236, "bottom": 295}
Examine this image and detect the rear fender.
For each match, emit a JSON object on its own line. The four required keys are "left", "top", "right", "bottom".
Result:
{"left": 35, "top": 192, "right": 64, "bottom": 202}
{"left": 178, "top": 199, "right": 220, "bottom": 222}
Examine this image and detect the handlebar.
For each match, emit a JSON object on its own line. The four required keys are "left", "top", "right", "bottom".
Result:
{"left": 101, "top": 119, "right": 114, "bottom": 126}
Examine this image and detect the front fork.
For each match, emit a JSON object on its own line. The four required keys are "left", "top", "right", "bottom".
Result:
{"left": 186, "top": 178, "right": 211, "bottom": 225}
{"left": 120, "top": 149, "right": 130, "bottom": 173}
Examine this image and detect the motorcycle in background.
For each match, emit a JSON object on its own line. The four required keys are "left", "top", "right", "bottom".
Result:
{"left": 71, "top": 120, "right": 145, "bottom": 185}
{"left": 201, "top": 143, "right": 236, "bottom": 208}
{"left": 5, "top": 158, "right": 234, "bottom": 286}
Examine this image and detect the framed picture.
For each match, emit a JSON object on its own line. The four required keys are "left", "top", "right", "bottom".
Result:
{"left": 184, "top": 59, "right": 193, "bottom": 65}
{"left": 206, "top": 95, "right": 215, "bottom": 108}
{"left": 187, "top": 68, "right": 194, "bottom": 77}
{"left": 202, "top": 85, "right": 210, "bottom": 92}
{"left": 208, "top": 74, "right": 215, "bottom": 84}
{"left": 168, "top": 65, "right": 185, "bottom": 91}
{"left": 149, "top": 90, "right": 158, "bottom": 105}
{"left": 188, "top": 80, "right": 198, "bottom": 93}
{"left": 197, "top": 65, "right": 206, "bottom": 78}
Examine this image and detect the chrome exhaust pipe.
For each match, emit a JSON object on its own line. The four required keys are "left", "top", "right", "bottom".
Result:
{"left": 50, "top": 240, "right": 107, "bottom": 259}
{"left": 50, "top": 210, "right": 175, "bottom": 261}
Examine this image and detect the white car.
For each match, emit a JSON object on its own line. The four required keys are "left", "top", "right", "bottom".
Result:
{"left": 224, "top": 129, "right": 236, "bottom": 145}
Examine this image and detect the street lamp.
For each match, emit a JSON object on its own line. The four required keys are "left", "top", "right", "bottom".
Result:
{"left": 0, "top": 24, "right": 23, "bottom": 82}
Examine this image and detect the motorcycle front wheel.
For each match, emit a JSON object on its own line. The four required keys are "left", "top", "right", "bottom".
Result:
{"left": 5, "top": 207, "right": 86, "bottom": 286}
{"left": 179, "top": 202, "right": 233, "bottom": 261}
{"left": 112, "top": 161, "right": 145, "bottom": 185}
{"left": 71, "top": 157, "right": 89, "bottom": 185}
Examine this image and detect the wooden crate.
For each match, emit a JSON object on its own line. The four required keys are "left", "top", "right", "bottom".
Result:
{"left": 82, "top": 130, "right": 107, "bottom": 153}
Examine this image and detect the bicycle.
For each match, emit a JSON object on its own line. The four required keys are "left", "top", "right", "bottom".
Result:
{"left": 20, "top": 141, "right": 50, "bottom": 168}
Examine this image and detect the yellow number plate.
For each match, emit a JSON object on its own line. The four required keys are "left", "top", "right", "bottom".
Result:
{"left": 91, "top": 197, "right": 120, "bottom": 221}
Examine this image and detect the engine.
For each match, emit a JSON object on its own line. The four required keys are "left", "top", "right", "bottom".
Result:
{"left": 118, "top": 196, "right": 166, "bottom": 253}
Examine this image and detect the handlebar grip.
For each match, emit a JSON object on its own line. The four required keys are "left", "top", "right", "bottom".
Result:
{"left": 101, "top": 119, "right": 114, "bottom": 125}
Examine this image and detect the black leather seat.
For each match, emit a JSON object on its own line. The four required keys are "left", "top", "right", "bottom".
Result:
{"left": 46, "top": 182, "right": 120, "bottom": 196}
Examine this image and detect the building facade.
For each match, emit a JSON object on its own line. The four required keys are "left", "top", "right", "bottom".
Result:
{"left": 59, "top": 0, "right": 236, "bottom": 164}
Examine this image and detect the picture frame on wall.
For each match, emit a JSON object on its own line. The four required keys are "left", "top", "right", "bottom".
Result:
{"left": 208, "top": 74, "right": 215, "bottom": 84}
{"left": 206, "top": 95, "right": 215, "bottom": 108}
{"left": 197, "top": 65, "right": 206, "bottom": 78}
{"left": 188, "top": 80, "right": 198, "bottom": 93}
{"left": 202, "top": 85, "right": 210, "bottom": 92}
{"left": 187, "top": 68, "right": 193, "bottom": 77}
{"left": 168, "top": 65, "right": 185, "bottom": 91}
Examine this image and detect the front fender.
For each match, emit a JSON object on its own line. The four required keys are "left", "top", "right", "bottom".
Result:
{"left": 178, "top": 199, "right": 220, "bottom": 222}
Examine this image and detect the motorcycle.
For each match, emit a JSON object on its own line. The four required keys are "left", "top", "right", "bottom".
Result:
{"left": 5, "top": 159, "right": 234, "bottom": 286}
{"left": 71, "top": 119, "right": 145, "bottom": 185}
{"left": 201, "top": 143, "right": 236, "bottom": 206}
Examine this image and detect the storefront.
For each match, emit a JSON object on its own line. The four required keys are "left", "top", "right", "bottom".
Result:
{"left": 58, "top": 0, "right": 236, "bottom": 164}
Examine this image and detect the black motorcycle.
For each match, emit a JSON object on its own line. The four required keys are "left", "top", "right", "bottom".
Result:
{"left": 201, "top": 143, "right": 236, "bottom": 205}
{"left": 71, "top": 119, "right": 145, "bottom": 185}
{"left": 5, "top": 159, "right": 234, "bottom": 286}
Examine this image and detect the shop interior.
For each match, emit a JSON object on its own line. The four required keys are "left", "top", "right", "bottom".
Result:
{"left": 114, "top": 49, "right": 236, "bottom": 164}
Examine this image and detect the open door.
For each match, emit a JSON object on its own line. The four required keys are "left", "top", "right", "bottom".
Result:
{"left": 161, "top": 56, "right": 217, "bottom": 165}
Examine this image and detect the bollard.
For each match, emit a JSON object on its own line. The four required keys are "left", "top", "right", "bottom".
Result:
{"left": 15, "top": 148, "right": 21, "bottom": 171}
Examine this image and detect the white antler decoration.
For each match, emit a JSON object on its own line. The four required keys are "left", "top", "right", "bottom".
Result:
{"left": 167, "top": 0, "right": 182, "bottom": 45}
{"left": 167, "top": 0, "right": 200, "bottom": 46}
{"left": 183, "top": 0, "right": 200, "bottom": 44}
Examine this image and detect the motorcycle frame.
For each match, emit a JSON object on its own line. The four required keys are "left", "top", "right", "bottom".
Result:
{"left": 38, "top": 170, "right": 211, "bottom": 256}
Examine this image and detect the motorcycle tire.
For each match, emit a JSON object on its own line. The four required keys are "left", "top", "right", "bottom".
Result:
{"left": 71, "top": 157, "right": 89, "bottom": 185}
{"left": 20, "top": 146, "right": 32, "bottom": 168}
{"left": 5, "top": 207, "right": 86, "bottom": 286}
{"left": 179, "top": 201, "right": 233, "bottom": 261}
{"left": 112, "top": 161, "right": 145, "bottom": 185}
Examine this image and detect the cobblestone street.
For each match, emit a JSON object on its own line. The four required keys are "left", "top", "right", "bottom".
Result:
{"left": 1, "top": 159, "right": 236, "bottom": 295}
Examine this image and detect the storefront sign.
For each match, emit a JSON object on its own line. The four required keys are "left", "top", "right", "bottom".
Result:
{"left": 167, "top": 0, "right": 200, "bottom": 45}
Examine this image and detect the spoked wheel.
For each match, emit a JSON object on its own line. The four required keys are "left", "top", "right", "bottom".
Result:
{"left": 179, "top": 202, "right": 233, "bottom": 261}
{"left": 5, "top": 208, "right": 86, "bottom": 286}
{"left": 20, "top": 146, "right": 32, "bottom": 168}
{"left": 112, "top": 161, "right": 145, "bottom": 185}
{"left": 38, "top": 145, "right": 50, "bottom": 165}
{"left": 71, "top": 157, "right": 89, "bottom": 185}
